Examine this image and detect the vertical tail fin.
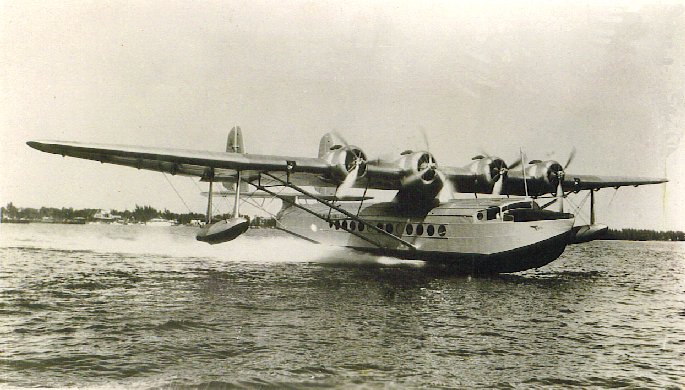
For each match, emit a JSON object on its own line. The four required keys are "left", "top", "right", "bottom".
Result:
{"left": 318, "top": 132, "right": 335, "bottom": 158}
{"left": 225, "top": 126, "right": 248, "bottom": 192}
{"left": 227, "top": 126, "right": 245, "bottom": 153}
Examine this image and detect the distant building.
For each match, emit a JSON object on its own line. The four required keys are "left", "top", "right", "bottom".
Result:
{"left": 93, "top": 209, "right": 122, "bottom": 223}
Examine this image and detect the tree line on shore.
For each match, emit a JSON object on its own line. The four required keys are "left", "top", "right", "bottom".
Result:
{"left": 604, "top": 228, "right": 684, "bottom": 242}
{"left": 2, "top": 202, "right": 682, "bottom": 240}
{"left": 0, "top": 202, "right": 277, "bottom": 227}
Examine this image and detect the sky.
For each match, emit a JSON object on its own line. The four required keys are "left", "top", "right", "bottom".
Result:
{"left": 1, "top": 1, "right": 684, "bottom": 230}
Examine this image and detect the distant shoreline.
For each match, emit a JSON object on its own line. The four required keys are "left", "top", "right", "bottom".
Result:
{"left": 0, "top": 203, "right": 276, "bottom": 228}
{"left": 2, "top": 202, "right": 682, "bottom": 241}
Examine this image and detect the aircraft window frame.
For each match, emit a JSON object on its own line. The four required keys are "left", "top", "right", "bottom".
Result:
{"left": 406, "top": 224, "right": 413, "bottom": 235}
{"left": 427, "top": 225, "right": 435, "bottom": 236}
{"left": 385, "top": 223, "right": 393, "bottom": 234}
{"left": 341, "top": 220, "right": 348, "bottom": 230}
{"left": 334, "top": 221, "right": 340, "bottom": 230}
{"left": 502, "top": 202, "right": 535, "bottom": 211}
{"left": 358, "top": 223, "right": 365, "bottom": 232}
{"left": 349, "top": 221, "right": 356, "bottom": 231}
{"left": 438, "top": 225, "right": 447, "bottom": 237}
{"left": 416, "top": 224, "right": 424, "bottom": 236}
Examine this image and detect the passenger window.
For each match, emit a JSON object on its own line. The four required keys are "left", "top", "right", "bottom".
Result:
{"left": 341, "top": 220, "right": 347, "bottom": 230}
{"left": 427, "top": 225, "right": 435, "bottom": 236}
{"left": 406, "top": 224, "right": 413, "bottom": 235}
{"left": 416, "top": 224, "right": 424, "bottom": 236}
{"left": 438, "top": 225, "right": 447, "bottom": 237}
{"left": 358, "top": 223, "right": 365, "bottom": 232}
{"left": 385, "top": 223, "right": 393, "bottom": 234}
{"left": 349, "top": 221, "right": 356, "bottom": 231}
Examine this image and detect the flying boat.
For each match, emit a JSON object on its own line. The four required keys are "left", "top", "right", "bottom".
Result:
{"left": 27, "top": 128, "right": 666, "bottom": 273}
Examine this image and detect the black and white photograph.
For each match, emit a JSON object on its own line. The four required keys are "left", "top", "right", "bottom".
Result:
{"left": 1, "top": 1, "right": 684, "bottom": 388}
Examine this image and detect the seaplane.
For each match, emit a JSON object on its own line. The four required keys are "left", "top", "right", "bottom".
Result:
{"left": 27, "top": 128, "right": 666, "bottom": 273}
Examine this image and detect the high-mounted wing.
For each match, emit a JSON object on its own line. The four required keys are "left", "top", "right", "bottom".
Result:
{"left": 27, "top": 140, "right": 666, "bottom": 198}
{"left": 504, "top": 170, "right": 667, "bottom": 196}
{"left": 26, "top": 140, "right": 407, "bottom": 190}
{"left": 561, "top": 174, "right": 667, "bottom": 192}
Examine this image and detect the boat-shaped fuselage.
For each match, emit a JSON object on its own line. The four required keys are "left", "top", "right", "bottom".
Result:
{"left": 277, "top": 197, "right": 575, "bottom": 273}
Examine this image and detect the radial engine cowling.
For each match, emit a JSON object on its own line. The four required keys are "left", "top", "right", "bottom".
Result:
{"left": 467, "top": 156, "right": 508, "bottom": 194}
{"left": 526, "top": 160, "right": 564, "bottom": 195}
{"left": 322, "top": 145, "right": 367, "bottom": 184}
{"left": 395, "top": 151, "right": 443, "bottom": 205}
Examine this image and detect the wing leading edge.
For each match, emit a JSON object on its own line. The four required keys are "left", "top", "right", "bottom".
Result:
{"left": 26, "top": 140, "right": 407, "bottom": 190}
{"left": 505, "top": 170, "right": 667, "bottom": 195}
{"left": 27, "top": 140, "right": 667, "bottom": 195}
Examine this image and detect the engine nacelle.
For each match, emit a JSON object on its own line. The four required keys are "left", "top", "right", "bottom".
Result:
{"left": 322, "top": 145, "right": 367, "bottom": 184}
{"left": 466, "top": 156, "right": 508, "bottom": 193}
{"left": 525, "top": 160, "right": 564, "bottom": 195}
{"left": 395, "top": 151, "right": 443, "bottom": 207}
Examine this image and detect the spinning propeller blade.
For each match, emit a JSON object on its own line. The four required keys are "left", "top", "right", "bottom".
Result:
{"left": 564, "top": 147, "right": 576, "bottom": 170}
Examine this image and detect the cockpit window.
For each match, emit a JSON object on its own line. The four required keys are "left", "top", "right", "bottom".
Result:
{"left": 502, "top": 202, "right": 537, "bottom": 211}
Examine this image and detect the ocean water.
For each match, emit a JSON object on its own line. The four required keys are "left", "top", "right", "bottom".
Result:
{"left": 0, "top": 223, "right": 683, "bottom": 389}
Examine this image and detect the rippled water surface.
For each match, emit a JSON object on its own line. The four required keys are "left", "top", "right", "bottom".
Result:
{"left": 1, "top": 223, "right": 684, "bottom": 389}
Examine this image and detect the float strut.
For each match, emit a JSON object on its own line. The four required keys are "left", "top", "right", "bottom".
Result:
{"left": 590, "top": 190, "right": 595, "bottom": 225}
{"left": 233, "top": 171, "right": 242, "bottom": 218}
{"left": 206, "top": 179, "right": 213, "bottom": 224}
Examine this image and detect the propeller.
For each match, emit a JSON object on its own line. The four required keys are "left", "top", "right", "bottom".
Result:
{"left": 437, "top": 169, "right": 455, "bottom": 202}
{"left": 475, "top": 150, "right": 522, "bottom": 195}
{"left": 548, "top": 148, "right": 575, "bottom": 212}
{"left": 417, "top": 152, "right": 438, "bottom": 181}
{"left": 563, "top": 147, "right": 576, "bottom": 170}
{"left": 554, "top": 147, "right": 575, "bottom": 212}
{"left": 400, "top": 152, "right": 439, "bottom": 185}
{"left": 337, "top": 165, "right": 360, "bottom": 196}
{"left": 330, "top": 131, "right": 350, "bottom": 148}
{"left": 327, "top": 131, "right": 367, "bottom": 197}
{"left": 394, "top": 127, "right": 447, "bottom": 204}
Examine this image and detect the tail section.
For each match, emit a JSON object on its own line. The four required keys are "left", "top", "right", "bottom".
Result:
{"left": 227, "top": 126, "right": 245, "bottom": 153}
{"left": 316, "top": 132, "right": 346, "bottom": 196}
{"left": 225, "top": 126, "right": 248, "bottom": 192}
{"left": 318, "top": 132, "right": 338, "bottom": 158}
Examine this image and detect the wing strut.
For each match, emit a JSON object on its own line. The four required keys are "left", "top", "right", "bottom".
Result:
{"left": 206, "top": 169, "right": 214, "bottom": 224}
{"left": 590, "top": 189, "right": 595, "bottom": 225}
{"left": 250, "top": 172, "right": 416, "bottom": 251}
{"left": 233, "top": 171, "right": 242, "bottom": 217}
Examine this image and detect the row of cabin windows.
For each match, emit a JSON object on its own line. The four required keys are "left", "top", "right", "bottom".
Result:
{"left": 328, "top": 220, "right": 447, "bottom": 237}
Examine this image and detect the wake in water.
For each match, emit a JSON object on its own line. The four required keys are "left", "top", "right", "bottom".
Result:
{"left": 0, "top": 224, "right": 423, "bottom": 267}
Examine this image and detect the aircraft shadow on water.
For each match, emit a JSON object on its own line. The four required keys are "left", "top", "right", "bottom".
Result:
{"left": 28, "top": 127, "right": 666, "bottom": 274}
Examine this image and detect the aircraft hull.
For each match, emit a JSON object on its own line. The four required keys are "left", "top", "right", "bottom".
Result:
{"left": 349, "top": 229, "right": 571, "bottom": 273}
{"left": 277, "top": 200, "right": 575, "bottom": 274}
